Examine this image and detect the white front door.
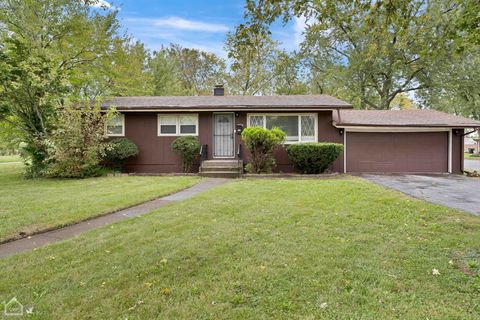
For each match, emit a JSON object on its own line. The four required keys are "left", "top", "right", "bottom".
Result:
{"left": 214, "top": 113, "right": 235, "bottom": 158}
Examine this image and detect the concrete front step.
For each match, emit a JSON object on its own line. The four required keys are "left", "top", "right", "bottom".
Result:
{"left": 200, "top": 171, "right": 242, "bottom": 178}
{"left": 200, "top": 160, "right": 243, "bottom": 178}
{"left": 201, "top": 160, "right": 243, "bottom": 167}
{"left": 200, "top": 166, "right": 241, "bottom": 172}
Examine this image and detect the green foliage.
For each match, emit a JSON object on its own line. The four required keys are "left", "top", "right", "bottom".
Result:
{"left": 287, "top": 143, "right": 343, "bottom": 174}
{"left": 274, "top": 51, "right": 309, "bottom": 95}
{"left": 150, "top": 44, "right": 227, "bottom": 96}
{"left": 0, "top": 0, "right": 121, "bottom": 177}
{"left": 104, "top": 138, "right": 139, "bottom": 171}
{"left": 106, "top": 40, "right": 153, "bottom": 97}
{"left": 241, "top": 127, "right": 285, "bottom": 173}
{"left": 235, "top": 0, "right": 477, "bottom": 112}
{"left": 45, "top": 107, "right": 111, "bottom": 178}
{"left": 0, "top": 120, "right": 21, "bottom": 155}
{"left": 418, "top": 45, "right": 480, "bottom": 119}
{"left": 225, "top": 30, "right": 281, "bottom": 95}
{"left": 171, "top": 136, "right": 201, "bottom": 173}
{"left": 150, "top": 50, "right": 189, "bottom": 96}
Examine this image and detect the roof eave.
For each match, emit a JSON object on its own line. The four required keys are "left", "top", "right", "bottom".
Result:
{"left": 334, "top": 123, "right": 480, "bottom": 129}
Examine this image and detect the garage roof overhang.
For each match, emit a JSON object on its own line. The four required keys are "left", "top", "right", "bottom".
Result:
{"left": 333, "top": 109, "right": 480, "bottom": 131}
{"left": 333, "top": 125, "right": 458, "bottom": 132}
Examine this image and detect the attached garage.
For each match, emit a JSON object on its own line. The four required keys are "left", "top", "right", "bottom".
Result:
{"left": 345, "top": 131, "right": 449, "bottom": 173}
{"left": 333, "top": 109, "right": 480, "bottom": 174}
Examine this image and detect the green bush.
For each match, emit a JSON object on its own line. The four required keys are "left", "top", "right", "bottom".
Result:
{"left": 171, "top": 136, "right": 201, "bottom": 173}
{"left": 104, "top": 138, "right": 139, "bottom": 171}
{"left": 241, "top": 127, "right": 285, "bottom": 173}
{"left": 287, "top": 143, "right": 343, "bottom": 174}
{"left": 45, "top": 108, "right": 110, "bottom": 178}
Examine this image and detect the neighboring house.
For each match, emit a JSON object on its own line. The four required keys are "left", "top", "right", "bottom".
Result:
{"left": 102, "top": 86, "right": 480, "bottom": 174}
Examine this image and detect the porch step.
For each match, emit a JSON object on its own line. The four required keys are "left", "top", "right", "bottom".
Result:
{"left": 200, "top": 160, "right": 243, "bottom": 178}
{"left": 199, "top": 171, "right": 242, "bottom": 178}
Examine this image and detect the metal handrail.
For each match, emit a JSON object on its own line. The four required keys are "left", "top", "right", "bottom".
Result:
{"left": 237, "top": 143, "right": 243, "bottom": 177}
{"left": 199, "top": 144, "right": 208, "bottom": 161}
{"left": 237, "top": 143, "right": 242, "bottom": 159}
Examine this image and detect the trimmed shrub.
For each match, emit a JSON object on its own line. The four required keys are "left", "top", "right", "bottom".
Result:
{"left": 287, "top": 143, "right": 343, "bottom": 174}
{"left": 171, "top": 136, "right": 201, "bottom": 173}
{"left": 104, "top": 138, "right": 139, "bottom": 171}
{"left": 241, "top": 127, "right": 285, "bottom": 173}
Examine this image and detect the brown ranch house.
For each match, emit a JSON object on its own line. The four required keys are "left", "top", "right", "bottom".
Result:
{"left": 102, "top": 86, "right": 480, "bottom": 176}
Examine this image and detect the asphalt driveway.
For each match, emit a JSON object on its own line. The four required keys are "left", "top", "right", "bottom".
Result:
{"left": 363, "top": 174, "right": 480, "bottom": 216}
{"left": 465, "top": 159, "right": 480, "bottom": 171}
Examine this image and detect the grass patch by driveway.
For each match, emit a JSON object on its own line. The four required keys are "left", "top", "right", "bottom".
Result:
{"left": 0, "top": 164, "right": 200, "bottom": 242}
{"left": 0, "top": 155, "right": 20, "bottom": 163}
{"left": 465, "top": 153, "right": 480, "bottom": 160}
{"left": 0, "top": 178, "right": 479, "bottom": 319}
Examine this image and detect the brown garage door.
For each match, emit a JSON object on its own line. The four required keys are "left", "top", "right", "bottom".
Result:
{"left": 346, "top": 132, "right": 448, "bottom": 173}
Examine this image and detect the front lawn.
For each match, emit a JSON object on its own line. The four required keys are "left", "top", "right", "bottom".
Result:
{"left": 1, "top": 178, "right": 479, "bottom": 319}
{"left": 0, "top": 154, "right": 21, "bottom": 163}
{"left": 0, "top": 164, "right": 200, "bottom": 242}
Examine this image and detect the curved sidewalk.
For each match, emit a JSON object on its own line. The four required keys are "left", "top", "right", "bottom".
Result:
{"left": 0, "top": 178, "right": 228, "bottom": 258}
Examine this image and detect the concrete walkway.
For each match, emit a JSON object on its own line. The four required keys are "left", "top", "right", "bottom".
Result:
{"left": 0, "top": 178, "right": 228, "bottom": 258}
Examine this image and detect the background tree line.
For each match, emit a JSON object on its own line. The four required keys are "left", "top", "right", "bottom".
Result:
{"left": 0, "top": 0, "right": 478, "bottom": 176}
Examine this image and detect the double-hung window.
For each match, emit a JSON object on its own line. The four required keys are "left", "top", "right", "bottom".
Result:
{"left": 105, "top": 114, "right": 125, "bottom": 137}
{"left": 247, "top": 114, "right": 317, "bottom": 143}
{"left": 158, "top": 114, "right": 199, "bottom": 136}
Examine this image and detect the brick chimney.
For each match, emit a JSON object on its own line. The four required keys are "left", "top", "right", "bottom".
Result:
{"left": 213, "top": 85, "right": 224, "bottom": 96}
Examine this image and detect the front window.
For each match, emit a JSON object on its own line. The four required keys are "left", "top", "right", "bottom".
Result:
{"left": 247, "top": 114, "right": 316, "bottom": 143}
{"left": 158, "top": 114, "right": 199, "bottom": 136}
{"left": 106, "top": 114, "right": 125, "bottom": 136}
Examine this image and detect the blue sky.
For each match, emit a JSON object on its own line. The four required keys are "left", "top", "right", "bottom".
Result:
{"left": 93, "top": 0, "right": 305, "bottom": 58}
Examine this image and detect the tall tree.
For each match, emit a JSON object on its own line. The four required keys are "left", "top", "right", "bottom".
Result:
{"left": 225, "top": 29, "right": 280, "bottom": 95}
{"left": 273, "top": 51, "right": 308, "bottom": 95}
{"left": 107, "top": 39, "right": 153, "bottom": 96}
{"left": 418, "top": 46, "right": 480, "bottom": 119}
{"left": 234, "top": 0, "right": 462, "bottom": 109}
{"left": 149, "top": 45, "right": 227, "bottom": 96}
{"left": 150, "top": 49, "right": 188, "bottom": 96}
{"left": 0, "top": 0, "right": 119, "bottom": 176}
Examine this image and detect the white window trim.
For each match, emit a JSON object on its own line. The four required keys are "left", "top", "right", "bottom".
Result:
{"left": 105, "top": 113, "right": 125, "bottom": 137}
{"left": 157, "top": 113, "right": 199, "bottom": 137}
{"left": 246, "top": 113, "right": 318, "bottom": 144}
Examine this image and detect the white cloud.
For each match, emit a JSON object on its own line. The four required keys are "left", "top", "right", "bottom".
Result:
{"left": 90, "top": 0, "right": 112, "bottom": 9}
{"left": 126, "top": 17, "right": 229, "bottom": 33}
{"left": 293, "top": 16, "right": 307, "bottom": 48}
{"left": 121, "top": 16, "right": 229, "bottom": 57}
{"left": 89, "top": 0, "right": 120, "bottom": 11}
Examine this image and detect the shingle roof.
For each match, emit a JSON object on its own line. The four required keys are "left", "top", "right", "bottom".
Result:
{"left": 334, "top": 109, "right": 480, "bottom": 128}
{"left": 102, "top": 95, "right": 352, "bottom": 110}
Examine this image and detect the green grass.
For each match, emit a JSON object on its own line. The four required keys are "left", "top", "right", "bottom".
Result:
{"left": 0, "top": 154, "right": 21, "bottom": 163}
{"left": 465, "top": 152, "right": 480, "bottom": 160}
{"left": 0, "top": 164, "right": 200, "bottom": 242}
{"left": 1, "top": 178, "right": 479, "bottom": 319}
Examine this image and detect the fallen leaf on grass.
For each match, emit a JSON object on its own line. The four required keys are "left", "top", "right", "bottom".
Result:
{"left": 160, "top": 288, "right": 172, "bottom": 295}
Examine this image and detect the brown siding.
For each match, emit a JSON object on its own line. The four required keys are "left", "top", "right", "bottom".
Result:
{"left": 123, "top": 112, "right": 212, "bottom": 173}
{"left": 236, "top": 110, "right": 344, "bottom": 173}
{"left": 346, "top": 132, "right": 449, "bottom": 173}
{"left": 122, "top": 110, "right": 344, "bottom": 173}
{"left": 452, "top": 128, "right": 464, "bottom": 174}
{"left": 121, "top": 111, "right": 463, "bottom": 175}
